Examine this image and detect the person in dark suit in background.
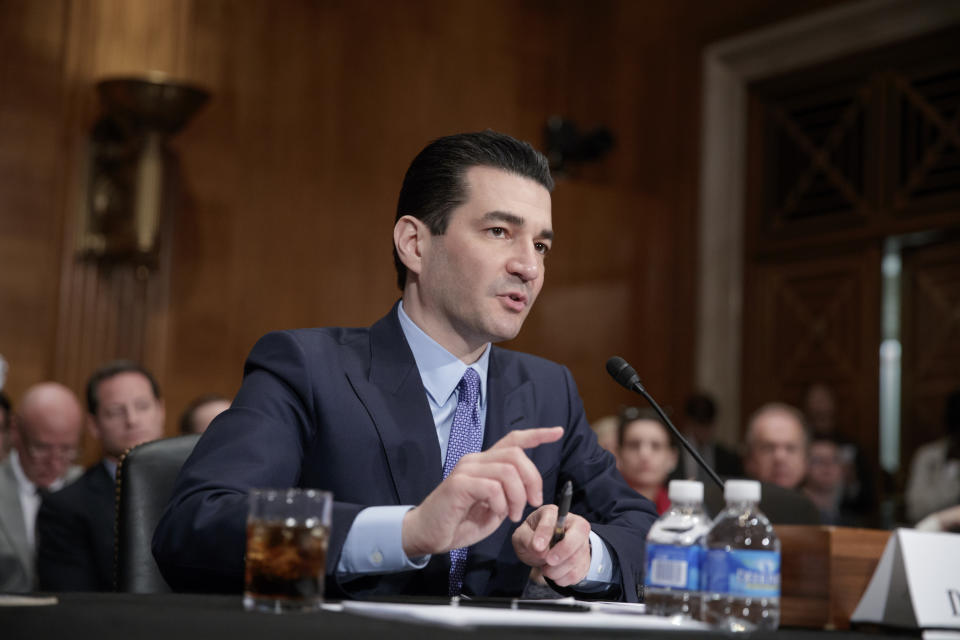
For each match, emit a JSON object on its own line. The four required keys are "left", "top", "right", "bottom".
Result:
{"left": 672, "top": 392, "right": 742, "bottom": 482}
{"left": 802, "top": 435, "right": 860, "bottom": 526}
{"left": 37, "top": 360, "right": 165, "bottom": 591}
{"left": 802, "top": 382, "right": 876, "bottom": 524}
{"left": 153, "top": 130, "right": 657, "bottom": 601}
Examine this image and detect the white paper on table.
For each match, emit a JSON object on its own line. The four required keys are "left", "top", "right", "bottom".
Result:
{"left": 0, "top": 594, "right": 58, "bottom": 607}
{"left": 923, "top": 632, "right": 960, "bottom": 640}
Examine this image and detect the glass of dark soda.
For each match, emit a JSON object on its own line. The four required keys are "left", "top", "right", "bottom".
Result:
{"left": 243, "top": 488, "right": 332, "bottom": 613}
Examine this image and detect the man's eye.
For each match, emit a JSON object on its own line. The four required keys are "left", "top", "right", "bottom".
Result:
{"left": 535, "top": 242, "right": 550, "bottom": 255}
{"left": 489, "top": 227, "right": 506, "bottom": 238}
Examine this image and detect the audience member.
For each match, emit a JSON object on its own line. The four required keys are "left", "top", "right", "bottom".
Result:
{"left": 590, "top": 414, "right": 619, "bottom": 459}
{"left": 37, "top": 360, "right": 166, "bottom": 591}
{"left": 617, "top": 407, "right": 678, "bottom": 514}
{"left": 802, "top": 436, "right": 855, "bottom": 525}
{"left": 0, "top": 390, "right": 11, "bottom": 460}
{"left": 673, "top": 392, "right": 742, "bottom": 482}
{"left": 802, "top": 382, "right": 874, "bottom": 521}
{"left": 179, "top": 394, "right": 230, "bottom": 435}
{"left": 743, "top": 402, "right": 808, "bottom": 490}
{"left": 904, "top": 388, "right": 960, "bottom": 524}
{"left": 0, "top": 383, "right": 84, "bottom": 592}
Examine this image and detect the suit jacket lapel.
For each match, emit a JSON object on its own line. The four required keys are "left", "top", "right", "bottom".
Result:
{"left": 484, "top": 347, "right": 538, "bottom": 454}
{"left": 345, "top": 304, "right": 442, "bottom": 506}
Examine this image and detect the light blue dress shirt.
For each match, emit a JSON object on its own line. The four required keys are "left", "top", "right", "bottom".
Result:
{"left": 336, "top": 301, "right": 615, "bottom": 590}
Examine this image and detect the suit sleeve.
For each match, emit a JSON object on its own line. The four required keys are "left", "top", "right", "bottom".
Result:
{"left": 553, "top": 365, "right": 658, "bottom": 602}
{"left": 152, "top": 331, "right": 368, "bottom": 593}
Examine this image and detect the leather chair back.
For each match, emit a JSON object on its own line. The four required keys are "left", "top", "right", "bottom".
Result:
{"left": 115, "top": 434, "right": 200, "bottom": 593}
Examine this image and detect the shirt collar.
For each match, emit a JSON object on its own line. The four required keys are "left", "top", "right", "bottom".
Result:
{"left": 102, "top": 458, "right": 117, "bottom": 483}
{"left": 397, "top": 300, "right": 489, "bottom": 408}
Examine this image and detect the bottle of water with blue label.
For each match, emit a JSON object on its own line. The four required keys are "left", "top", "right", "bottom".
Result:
{"left": 702, "top": 479, "right": 780, "bottom": 631}
{"left": 643, "top": 480, "right": 710, "bottom": 620}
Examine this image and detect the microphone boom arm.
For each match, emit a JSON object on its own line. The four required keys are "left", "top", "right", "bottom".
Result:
{"left": 606, "top": 356, "right": 724, "bottom": 489}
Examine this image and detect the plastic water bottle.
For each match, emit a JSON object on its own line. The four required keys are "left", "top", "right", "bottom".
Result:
{"left": 643, "top": 480, "right": 710, "bottom": 620}
{"left": 702, "top": 479, "right": 780, "bottom": 631}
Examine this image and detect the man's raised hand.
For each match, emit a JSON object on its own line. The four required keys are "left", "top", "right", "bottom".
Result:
{"left": 401, "top": 426, "right": 563, "bottom": 557}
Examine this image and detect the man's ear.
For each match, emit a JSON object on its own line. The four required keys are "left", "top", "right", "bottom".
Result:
{"left": 85, "top": 413, "right": 100, "bottom": 442}
{"left": 394, "top": 215, "right": 428, "bottom": 278}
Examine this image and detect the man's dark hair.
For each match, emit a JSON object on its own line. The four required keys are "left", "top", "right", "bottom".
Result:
{"left": 86, "top": 359, "right": 161, "bottom": 416}
{"left": 684, "top": 393, "right": 717, "bottom": 425}
{"left": 393, "top": 130, "right": 554, "bottom": 289}
{"left": 179, "top": 393, "right": 229, "bottom": 435}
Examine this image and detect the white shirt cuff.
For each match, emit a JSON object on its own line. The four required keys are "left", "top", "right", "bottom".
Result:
{"left": 572, "top": 530, "right": 618, "bottom": 591}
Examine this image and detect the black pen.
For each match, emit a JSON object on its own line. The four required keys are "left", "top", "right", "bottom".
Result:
{"left": 549, "top": 480, "right": 573, "bottom": 548}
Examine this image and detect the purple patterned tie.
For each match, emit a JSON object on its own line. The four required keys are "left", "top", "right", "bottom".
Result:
{"left": 442, "top": 367, "right": 482, "bottom": 595}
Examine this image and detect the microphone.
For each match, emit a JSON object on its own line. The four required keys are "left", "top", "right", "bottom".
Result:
{"left": 605, "top": 356, "right": 724, "bottom": 489}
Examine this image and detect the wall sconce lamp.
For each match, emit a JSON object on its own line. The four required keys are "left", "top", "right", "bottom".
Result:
{"left": 543, "top": 116, "right": 615, "bottom": 177}
{"left": 77, "top": 73, "right": 210, "bottom": 266}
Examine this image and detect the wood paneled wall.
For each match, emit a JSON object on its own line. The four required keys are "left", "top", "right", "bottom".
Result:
{"left": 0, "top": 0, "right": 841, "bottom": 464}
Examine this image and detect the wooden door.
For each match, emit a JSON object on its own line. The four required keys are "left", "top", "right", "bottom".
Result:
{"left": 743, "top": 26, "right": 960, "bottom": 518}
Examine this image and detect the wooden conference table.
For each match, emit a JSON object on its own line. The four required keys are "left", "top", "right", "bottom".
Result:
{"left": 0, "top": 593, "right": 920, "bottom": 640}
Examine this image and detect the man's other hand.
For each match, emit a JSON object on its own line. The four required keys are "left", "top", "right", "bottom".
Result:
{"left": 511, "top": 504, "right": 591, "bottom": 587}
{"left": 401, "top": 426, "right": 563, "bottom": 558}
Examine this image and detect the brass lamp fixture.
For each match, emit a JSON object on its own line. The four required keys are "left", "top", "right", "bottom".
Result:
{"left": 77, "top": 73, "right": 210, "bottom": 265}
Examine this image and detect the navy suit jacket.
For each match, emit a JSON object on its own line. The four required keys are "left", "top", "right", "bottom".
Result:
{"left": 153, "top": 304, "right": 656, "bottom": 600}
{"left": 37, "top": 463, "right": 115, "bottom": 591}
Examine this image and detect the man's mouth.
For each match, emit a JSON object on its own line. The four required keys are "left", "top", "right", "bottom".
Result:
{"left": 498, "top": 292, "right": 528, "bottom": 312}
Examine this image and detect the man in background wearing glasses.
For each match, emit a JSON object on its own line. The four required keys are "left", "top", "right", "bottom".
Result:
{"left": 0, "top": 382, "right": 84, "bottom": 592}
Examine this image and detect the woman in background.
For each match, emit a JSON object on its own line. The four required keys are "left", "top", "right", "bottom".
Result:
{"left": 617, "top": 407, "right": 678, "bottom": 514}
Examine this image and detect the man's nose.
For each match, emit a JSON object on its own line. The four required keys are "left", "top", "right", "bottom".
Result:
{"left": 506, "top": 246, "right": 540, "bottom": 282}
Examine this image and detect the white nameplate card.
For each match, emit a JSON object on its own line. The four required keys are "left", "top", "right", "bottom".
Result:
{"left": 851, "top": 528, "right": 960, "bottom": 630}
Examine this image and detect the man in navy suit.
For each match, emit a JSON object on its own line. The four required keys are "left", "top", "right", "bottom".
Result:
{"left": 37, "top": 361, "right": 166, "bottom": 591}
{"left": 153, "top": 131, "right": 657, "bottom": 600}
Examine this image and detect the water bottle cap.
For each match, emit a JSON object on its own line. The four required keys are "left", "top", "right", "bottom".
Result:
{"left": 667, "top": 479, "right": 703, "bottom": 502}
{"left": 724, "top": 479, "right": 761, "bottom": 502}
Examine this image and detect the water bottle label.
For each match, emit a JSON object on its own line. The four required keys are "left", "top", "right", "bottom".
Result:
{"left": 644, "top": 543, "right": 702, "bottom": 590}
{"left": 705, "top": 549, "right": 780, "bottom": 597}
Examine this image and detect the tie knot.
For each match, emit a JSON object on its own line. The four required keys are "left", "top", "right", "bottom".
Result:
{"left": 459, "top": 368, "right": 480, "bottom": 407}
